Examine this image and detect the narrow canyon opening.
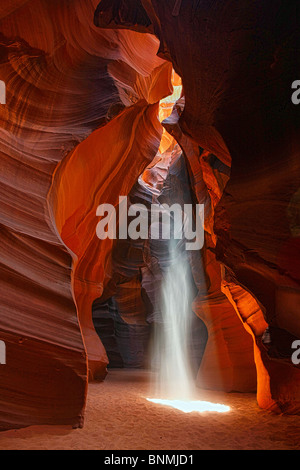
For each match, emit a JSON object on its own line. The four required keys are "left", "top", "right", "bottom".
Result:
{"left": 41, "top": 4, "right": 300, "bottom": 430}
{"left": 91, "top": 71, "right": 209, "bottom": 384}
{"left": 48, "top": 52, "right": 256, "bottom": 400}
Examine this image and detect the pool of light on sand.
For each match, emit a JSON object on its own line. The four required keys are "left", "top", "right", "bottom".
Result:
{"left": 147, "top": 398, "right": 230, "bottom": 413}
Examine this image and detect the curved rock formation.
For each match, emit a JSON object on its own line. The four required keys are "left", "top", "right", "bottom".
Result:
{"left": 94, "top": 0, "right": 300, "bottom": 412}
{"left": 0, "top": 0, "right": 300, "bottom": 431}
{"left": 0, "top": 0, "right": 170, "bottom": 429}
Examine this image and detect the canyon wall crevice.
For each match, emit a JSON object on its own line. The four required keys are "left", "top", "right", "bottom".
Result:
{"left": 94, "top": 0, "right": 300, "bottom": 413}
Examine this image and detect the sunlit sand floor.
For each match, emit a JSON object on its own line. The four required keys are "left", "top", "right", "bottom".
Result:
{"left": 1, "top": 369, "right": 300, "bottom": 450}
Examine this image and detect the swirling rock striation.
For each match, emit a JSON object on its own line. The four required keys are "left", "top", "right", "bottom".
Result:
{"left": 0, "top": 0, "right": 171, "bottom": 430}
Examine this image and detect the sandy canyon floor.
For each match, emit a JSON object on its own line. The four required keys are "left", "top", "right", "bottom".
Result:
{"left": 1, "top": 369, "right": 300, "bottom": 450}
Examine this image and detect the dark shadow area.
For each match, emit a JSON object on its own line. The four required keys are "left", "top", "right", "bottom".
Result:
{"left": 92, "top": 151, "right": 208, "bottom": 374}
{"left": 92, "top": 295, "right": 208, "bottom": 375}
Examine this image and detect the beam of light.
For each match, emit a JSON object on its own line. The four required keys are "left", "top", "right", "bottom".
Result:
{"left": 158, "top": 70, "right": 182, "bottom": 154}
{"left": 146, "top": 398, "right": 230, "bottom": 413}
{"left": 143, "top": 70, "right": 230, "bottom": 415}
{"left": 151, "top": 246, "right": 196, "bottom": 401}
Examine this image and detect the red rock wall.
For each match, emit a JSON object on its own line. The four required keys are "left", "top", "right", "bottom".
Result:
{"left": 163, "top": 100, "right": 257, "bottom": 392}
{"left": 94, "top": 0, "right": 300, "bottom": 412}
{"left": 0, "top": 0, "right": 171, "bottom": 429}
{"left": 49, "top": 101, "right": 166, "bottom": 380}
{"left": 145, "top": 0, "right": 300, "bottom": 412}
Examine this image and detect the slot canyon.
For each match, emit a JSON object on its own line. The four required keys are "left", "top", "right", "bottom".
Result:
{"left": 0, "top": 0, "right": 300, "bottom": 451}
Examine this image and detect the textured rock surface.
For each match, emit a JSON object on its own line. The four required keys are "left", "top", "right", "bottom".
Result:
{"left": 0, "top": 0, "right": 170, "bottom": 429}
{"left": 163, "top": 100, "right": 257, "bottom": 392}
{"left": 94, "top": 0, "right": 300, "bottom": 412}
{"left": 0, "top": 0, "right": 300, "bottom": 431}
